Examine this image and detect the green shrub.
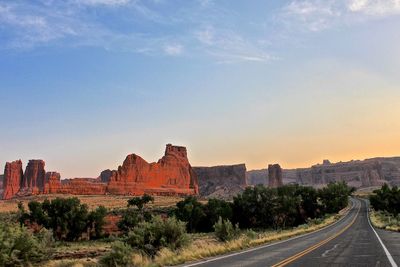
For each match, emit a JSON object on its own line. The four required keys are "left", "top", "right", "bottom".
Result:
{"left": 213, "top": 217, "right": 240, "bottom": 242}
{"left": 99, "top": 241, "right": 134, "bottom": 267}
{"left": 118, "top": 195, "right": 154, "bottom": 233}
{"left": 18, "top": 198, "right": 107, "bottom": 241}
{"left": 0, "top": 222, "right": 53, "bottom": 266}
{"left": 370, "top": 184, "right": 400, "bottom": 216}
{"left": 126, "top": 216, "right": 188, "bottom": 257}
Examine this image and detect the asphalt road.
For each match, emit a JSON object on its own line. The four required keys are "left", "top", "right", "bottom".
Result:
{"left": 183, "top": 198, "right": 400, "bottom": 267}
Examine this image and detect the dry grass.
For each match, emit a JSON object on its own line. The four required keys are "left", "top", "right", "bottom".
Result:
{"left": 0, "top": 194, "right": 184, "bottom": 213}
{"left": 370, "top": 210, "right": 400, "bottom": 232}
{"left": 132, "top": 213, "right": 344, "bottom": 267}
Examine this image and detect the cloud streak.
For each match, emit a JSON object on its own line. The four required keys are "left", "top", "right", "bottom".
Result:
{"left": 280, "top": 0, "right": 400, "bottom": 32}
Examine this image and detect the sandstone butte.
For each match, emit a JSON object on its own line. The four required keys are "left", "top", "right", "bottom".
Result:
{"left": 268, "top": 164, "right": 283, "bottom": 188}
{"left": 1, "top": 144, "right": 199, "bottom": 200}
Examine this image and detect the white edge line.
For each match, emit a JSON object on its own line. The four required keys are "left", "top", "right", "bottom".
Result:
{"left": 181, "top": 198, "right": 357, "bottom": 267}
{"left": 365, "top": 200, "right": 398, "bottom": 267}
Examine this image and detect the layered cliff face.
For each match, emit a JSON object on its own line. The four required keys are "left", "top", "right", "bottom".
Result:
{"left": 2, "top": 160, "right": 23, "bottom": 200}
{"left": 20, "top": 160, "right": 46, "bottom": 195}
{"left": 107, "top": 144, "right": 198, "bottom": 196}
{"left": 193, "top": 164, "right": 247, "bottom": 199}
{"left": 246, "top": 157, "right": 400, "bottom": 188}
{"left": 43, "top": 172, "right": 62, "bottom": 194}
{"left": 268, "top": 164, "right": 283, "bottom": 188}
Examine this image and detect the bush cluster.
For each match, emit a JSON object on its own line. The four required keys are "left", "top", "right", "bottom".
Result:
{"left": 118, "top": 194, "right": 154, "bottom": 233}
{"left": 18, "top": 197, "right": 107, "bottom": 241}
{"left": 0, "top": 222, "right": 53, "bottom": 266}
{"left": 370, "top": 184, "right": 400, "bottom": 215}
{"left": 125, "top": 216, "right": 188, "bottom": 256}
{"left": 213, "top": 217, "right": 240, "bottom": 242}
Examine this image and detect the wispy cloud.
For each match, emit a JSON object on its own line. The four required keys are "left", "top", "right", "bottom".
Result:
{"left": 195, "top": 25, "right": 272, "bottom": 63}
{"left": 163, "top": 43, "right": 183, "bottom": 56}
{"left": 76, "top": 0, "right": 131, "bottom": 6}
{"left": 280, "top": 0, "right": 400, "bottom": 32}
{"left": 348, "top": 0, "right": 400, "bottom": 16}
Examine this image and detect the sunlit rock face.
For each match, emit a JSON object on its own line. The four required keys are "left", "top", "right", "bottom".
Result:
{"left": 193, "top": 164, "right": 247, "bottom": 199}
{"left": 43, "top": 172, "right": 62, "bottom": 194}
{"left": 107, "top": 144, "right": 199, "bottom": 196}
{"left": 2, "top": 160, "right": 23, "bottom": 199}
{"left": 1, "top": 144, "right": 199, "bottom": 199}
{"left": 20, "top": 160, "right": 46, "bottom": 195}
{"left": 268, "top": 164, "right": 283, "bottom": 188}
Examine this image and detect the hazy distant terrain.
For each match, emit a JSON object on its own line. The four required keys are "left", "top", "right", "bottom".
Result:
{"left": 247, "top": 157, "right": 400, "bottom": 188}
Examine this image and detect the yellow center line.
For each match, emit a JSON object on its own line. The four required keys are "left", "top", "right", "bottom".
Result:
{"left": 271, "top": 201, "right": 361, "bottom": 267}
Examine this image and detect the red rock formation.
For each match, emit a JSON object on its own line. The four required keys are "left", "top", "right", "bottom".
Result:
{"left": 21, "top": 160, "right": 46, "bottom": 195}
{"left": 2, "top": 160, "right": 23, "bottom": 199}
{"left": 107, "top": 144, "right": 198, "bottom": 196}
{"left": 43, "top": 172, "right": 62, "bottom": 194}
{"left": 268, "top": 164, "right": 283, "bottom": 188}
{"left": 58, "top": 178, "right": 107, "bottom": 195}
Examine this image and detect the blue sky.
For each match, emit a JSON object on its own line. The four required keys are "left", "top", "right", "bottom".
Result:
{"left": 1, "top": 0, "right": 400, "bottom": 178}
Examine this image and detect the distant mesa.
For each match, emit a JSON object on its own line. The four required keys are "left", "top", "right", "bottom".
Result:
{"left": 193, "top": 164, "right": 247, "bottom": 199}
{"left": 0, "top": 144, "right": 198, "bottom": 200}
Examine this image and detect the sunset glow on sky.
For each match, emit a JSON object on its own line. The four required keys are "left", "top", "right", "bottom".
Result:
{"left": 1, "top": 0, "right": 400, "bottom": 177}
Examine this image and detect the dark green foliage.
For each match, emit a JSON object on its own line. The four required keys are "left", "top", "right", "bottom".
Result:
{"left": 125, "top": 216, "right": 188, "bottom": 257}
{"left": 118, "top": 195, "right": 154, "bottom": 233}
{"left": 18, "top": 197, "right": 107, "bottom": 241}
{"left": 174, "top": 196, "right": 206, "bottom": 233}
{"left": 318, "top": 182, "right": 352, "bottom": 214}
{"left": 0, "top": 222, "right": 54, "bottom": 266}
{"left": 232, "top": 185, "right": 277, "bottom": 229}
{"left": 213, "top": 217, "right": 240, "bottom": 242}
{"left": 88, "top": 206, "right": 108, "bottom": 239}
{"left": 99, "top": 241, "right": 134, "bottom": 267}
{"left": 230, "top": 183, "right": 352, "bottom": 230}
{"left": 370, "top": 184, "right": 400, "bottom": 215}
{"left": 127, "top": 194, "right": 154, "bottom": 210}
{"left": 203, "top": 198, "right": 233, "bottom": 231}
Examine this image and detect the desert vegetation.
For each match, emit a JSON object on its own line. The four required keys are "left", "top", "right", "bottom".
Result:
{"left": 369, "top": 184, "right": 400, "bottom": 232}
{"left": 1, "top": 182, "right": 353, "bottom": 266}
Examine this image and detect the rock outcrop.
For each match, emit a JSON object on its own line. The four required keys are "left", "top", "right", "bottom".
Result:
{"left": 99, "top": 169, "right": 112, "bottom": 183}
{"left": 21, "top": 160, "right": 46, "bottom": 195}
{"left": 43, "top": 172, "right": 62, "bottom": 194}
{"left": 107, "top": 144, "right": 198, "bottom": 196}
{"left": 268, "top": 164, "right": 283, "bottom": 188}
{"left": 2, "top": 160, "right": 23, "bottom": 200}
{"left": 193, "top": 164, "right": 247, "bottom": 199}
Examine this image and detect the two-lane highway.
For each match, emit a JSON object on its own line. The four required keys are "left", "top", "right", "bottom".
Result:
{"left": 183, "top": 198, "right": 400, "bottom": 267}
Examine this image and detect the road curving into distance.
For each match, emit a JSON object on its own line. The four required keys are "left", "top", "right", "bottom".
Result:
{"left": 183, "top": 198, "right": 400, "bottom": 267}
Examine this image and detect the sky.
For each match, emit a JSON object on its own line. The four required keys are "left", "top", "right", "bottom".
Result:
{"left": 1, "top": 0, "right": 400, "bottom": 178}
